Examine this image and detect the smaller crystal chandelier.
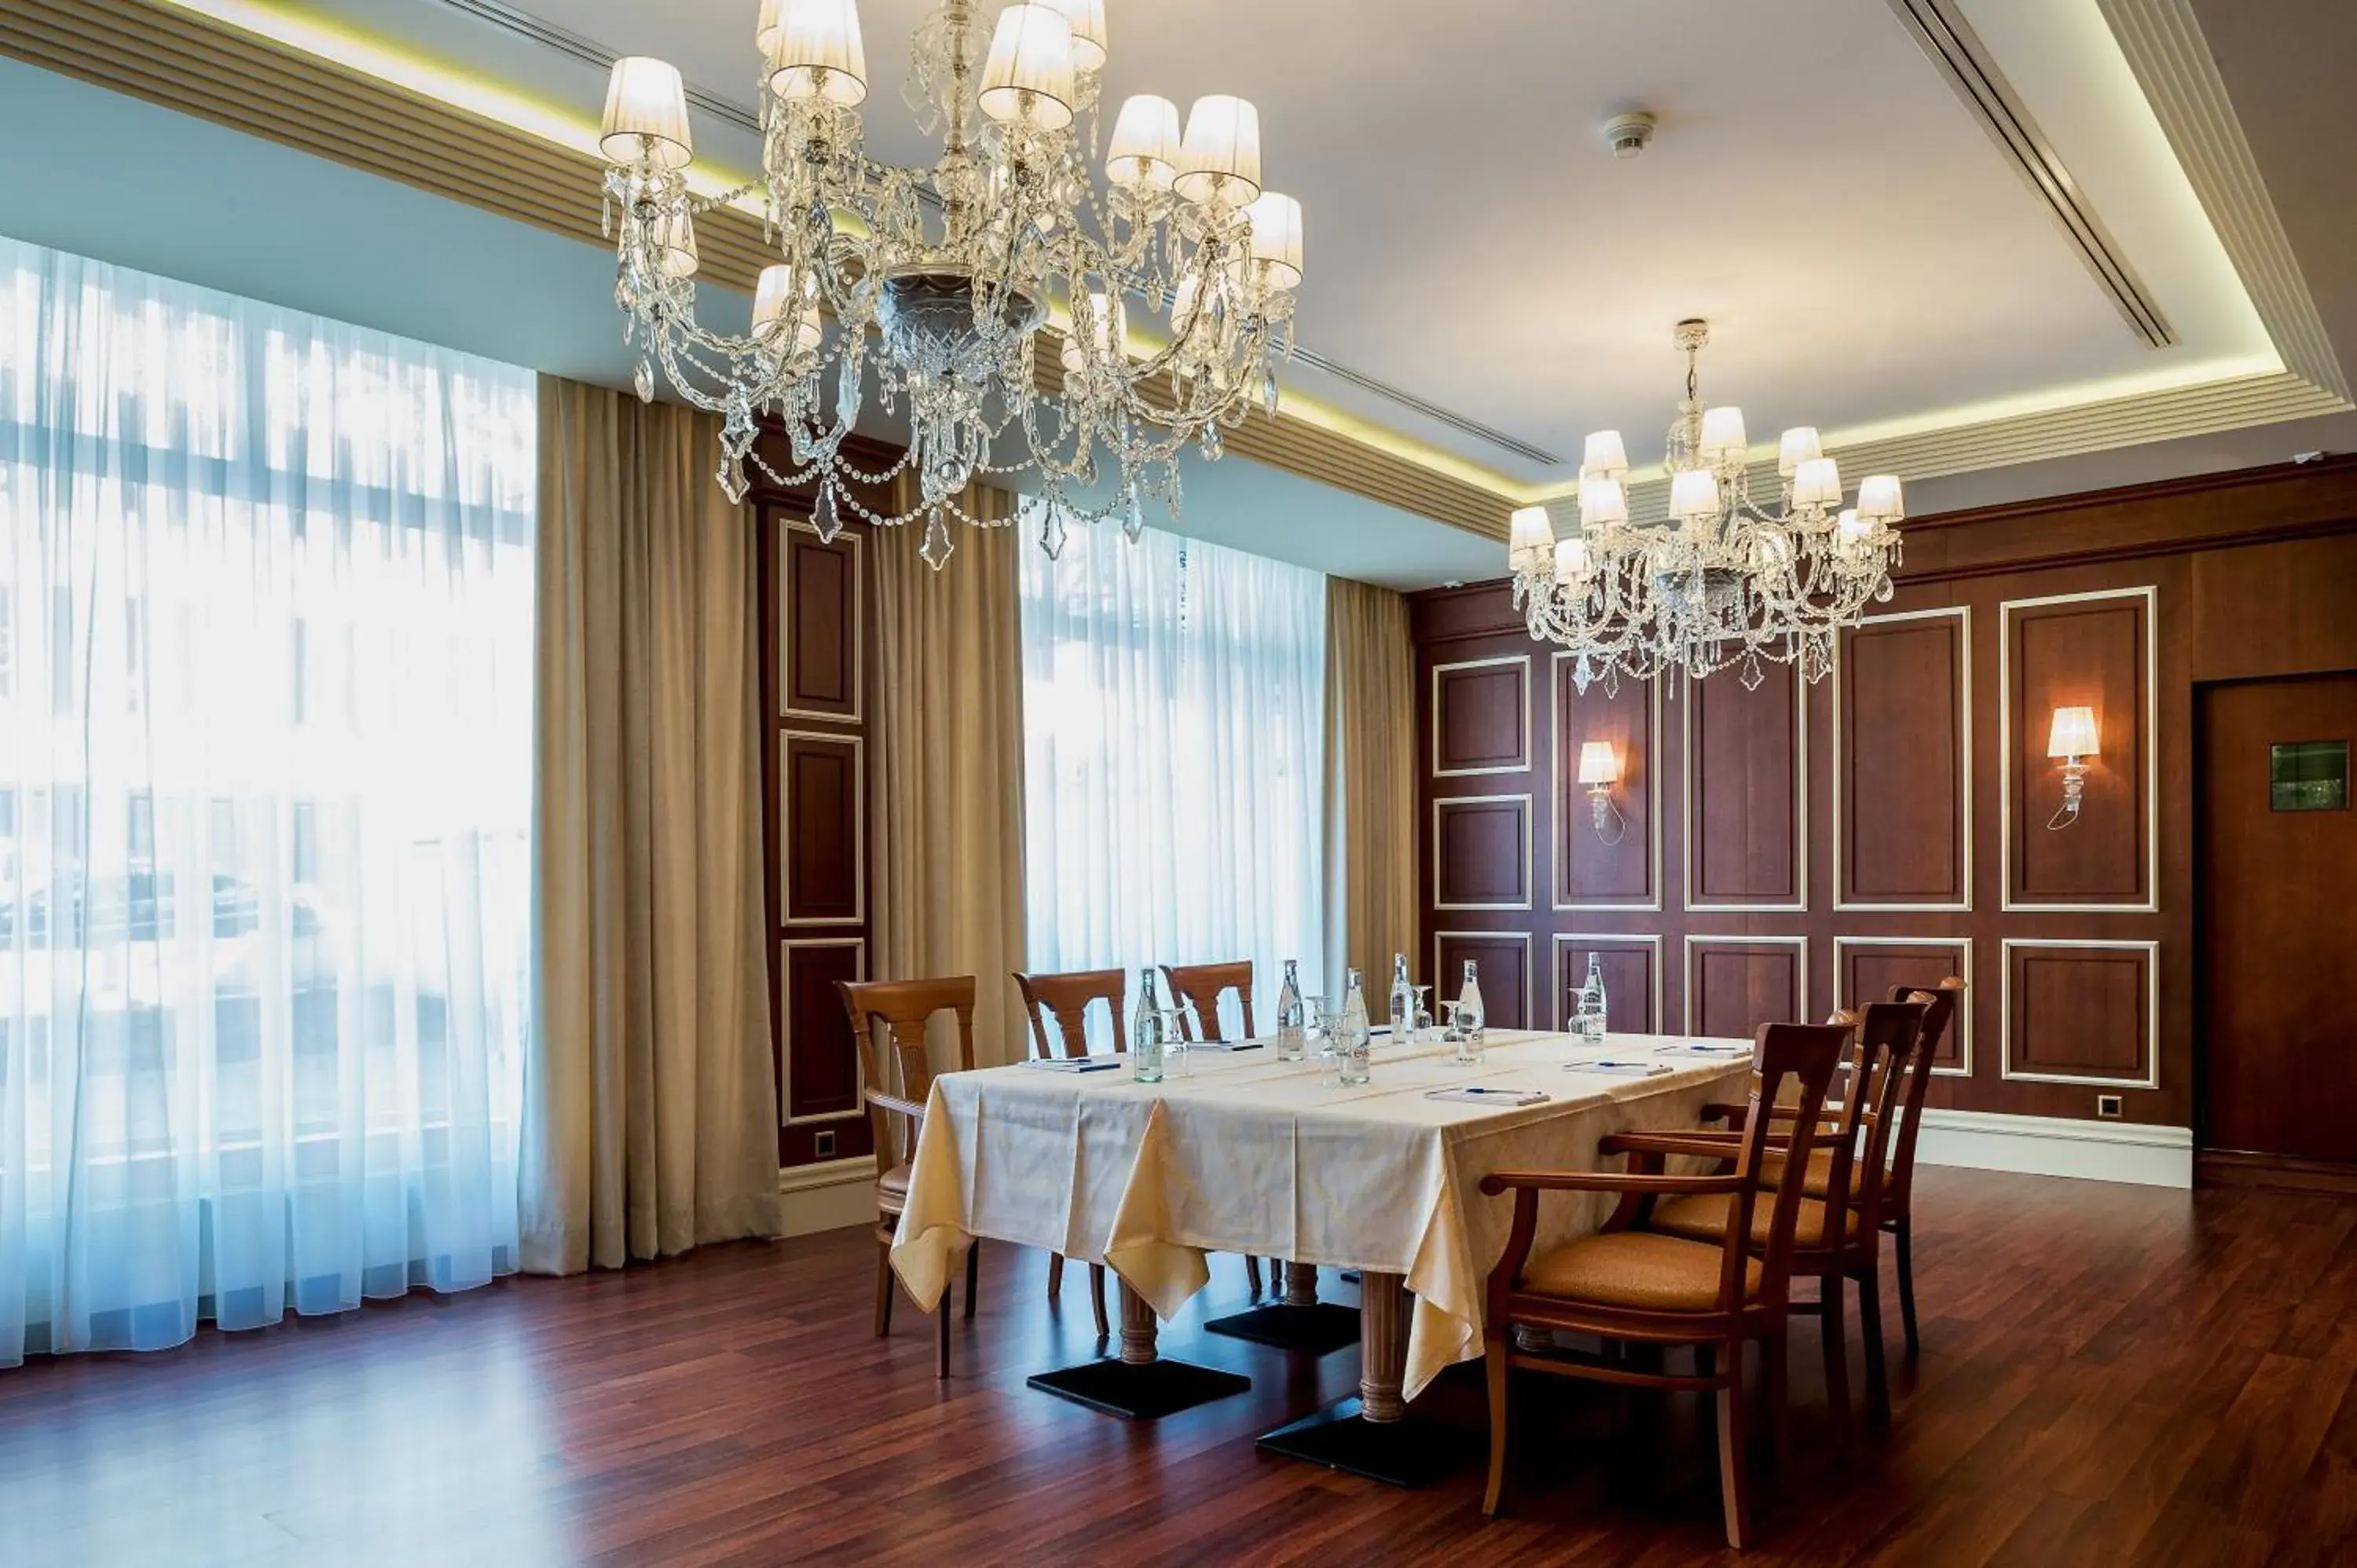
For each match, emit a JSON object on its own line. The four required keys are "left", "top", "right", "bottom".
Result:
{"left": 1508, "top": 320, "right": 1906, "bottom": 693}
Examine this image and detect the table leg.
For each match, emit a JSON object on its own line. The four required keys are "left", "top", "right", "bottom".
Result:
{"left": 1026, "top": 1277, "right": 1252, "bottom": 1420}
{"left": 1285, "top": 1266, "right": 1319, "bottom": 1308}
{"left": 1255, "top": 1269, "right": 1465, "bottom": 1486}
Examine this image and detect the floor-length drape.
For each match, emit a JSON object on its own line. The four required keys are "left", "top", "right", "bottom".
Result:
{"left": 1021, "top": 509, "right": 1329, "bottom": 1026}
{"left": 1324, "top": 576, "right": 1418, "bottom": 998}
{"left": 523, "top": 376, "right": 778, "bottom": 1273}
{"left": 871, "top": 485, "right": 1028, "bottom": 1071}
{"left": 0, "top": 236, "right": 533, "bottom": 1365}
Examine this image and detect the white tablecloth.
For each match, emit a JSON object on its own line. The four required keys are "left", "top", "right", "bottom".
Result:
{"left": 890, "top": 1029, "right": 1753, "bottom": 1400}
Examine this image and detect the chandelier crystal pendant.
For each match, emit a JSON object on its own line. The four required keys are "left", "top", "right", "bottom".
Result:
{"left": 598, "top": 0, "right": 1305, "bottom": 569}
{"left": 1508, "top": 320, "right": 1905, "bottom": 693}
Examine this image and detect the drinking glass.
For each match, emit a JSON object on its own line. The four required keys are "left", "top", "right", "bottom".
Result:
{"left": 1446, "top": 999, "right": 1483, "bottom": 1066}
{"left": 1409, "top": 985, "right": 1432, "bottom": 1046}
{"left": 1164, "top": 1009, "right": 1193, "bottom": 1077}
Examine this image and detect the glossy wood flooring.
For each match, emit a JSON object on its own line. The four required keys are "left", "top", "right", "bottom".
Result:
{"left": 4, "top": 1170, "right": 2356, "bottom": 1566}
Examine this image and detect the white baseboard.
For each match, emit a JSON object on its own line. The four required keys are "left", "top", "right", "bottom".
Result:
{"left": 777, "top": 1155, "right": 880, "bottom": 1237}
{"left": 1915, "top": 1108, "right": 2192, "bottom": 1189}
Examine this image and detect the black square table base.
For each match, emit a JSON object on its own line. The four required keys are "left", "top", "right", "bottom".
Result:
{"left": 1204, "top": 1302, "right": 1363, "bottom": 1356}
{"left": 1028, "top": 1356, "right": 1252, "bottom": 1420}
{"left": 1255, "top": 1398, "right": 1470, "bottom": 1487}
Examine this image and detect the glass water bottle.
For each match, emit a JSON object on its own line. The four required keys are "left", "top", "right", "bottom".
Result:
{"left": 1132, "top": 967, "right": 1167, "bottom": 1084}
{"left": 1387, "top": 952, "right": 1413, "bottom": 1040}
{"left": 1276, "top": 958, "right": 1307, "bottom": 1062}
{"left": 1338, "top": 969, "right": 1373, "bottom": 1086}
{"left": 1579, "top": 951, "right": 1609, "bottom": 1041}
{"left": 1456, "top": 959, "right": 1486, "bottom": 1064}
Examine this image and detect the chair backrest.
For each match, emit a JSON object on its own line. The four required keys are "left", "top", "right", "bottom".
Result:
{"left": 837, "top": 976, "right": 977, "bottom": 1166}
{"left": 1013, "top": 967, "right": 1127, "bottom": 1059}
{"left": 1161, "top": 961, "right": 1255, "bottom": 1043}
{"left": 1720, "top": 1020, "right": 1849, "bottom": 1309}
{"left": 1882, "top": 976, "right": 1966, "bottom": 1213}
{"left": 1840, "top": 1000, "right": 1929, "bottom": 1232}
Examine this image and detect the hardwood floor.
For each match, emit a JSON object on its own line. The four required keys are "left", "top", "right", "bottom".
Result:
{"left": 3, "top": 1170, "right": 2355, "bottom": 1566}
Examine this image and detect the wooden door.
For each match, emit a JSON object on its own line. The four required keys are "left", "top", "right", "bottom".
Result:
{"left": 2198, "top": 673, "right": 2357, "bottom": 1164}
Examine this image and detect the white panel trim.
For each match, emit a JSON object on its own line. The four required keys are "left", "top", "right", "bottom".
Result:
{"left": 1681, "top": 934, "right": 1811, "bottom": 1036}
{"left": 780, "top": 729, "right": 867, "bottom": 926}
{"left": 1999, "top": 937, "right": 2162, "bottom": 1090}
{"left": 1681, "top": 668, "right": 1809, "bottom": 913}
{"left": 1831, "top": 935, "right": 1975, "bottom": 1078}
{"left": 1998, "top": 585, "right": 2160, "bottom": 914}
{"left": 1913, "top": 1109, "right": 2190, "bottom": 1190}
{"left": 1431, "top": 793, "right": 1534, "bottom": 910}
{"left": 780, "top": 936, "right": 867, "bottom": 1126}
{"left": 1431, "top": 654, "right": 1533, "bottom": 778}
{"left": 1550, "top": 655, "right": 1663, "bottom": 911}
{"left": 1832, "top": 605, "right": 1973, "bottom": 912}
{"left": 1433, "top": 929, "right": 1534, "bottom": 1029}
{"left": 777, "top": 1155, "right": 882, "bottom": 1236}
{"left": 1552, "top": 932, "right": 1664, "bottom": 1034}
{"left": 776, "top": 515, "right": 865, "bottom": 724}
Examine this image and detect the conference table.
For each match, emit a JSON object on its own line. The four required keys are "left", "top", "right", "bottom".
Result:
{"left": 889, "top": 1026, "right": 1755, "bottom": 1482}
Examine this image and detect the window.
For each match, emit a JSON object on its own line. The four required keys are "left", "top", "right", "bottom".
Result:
{"left": 0, "top": 233, "right": 535, "bottom": 1363}
{"left": 1018, "top": 509, "right": 1328, "bottom": 1040}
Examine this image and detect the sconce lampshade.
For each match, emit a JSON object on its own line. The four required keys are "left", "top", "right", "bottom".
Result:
{"left": 1105, "top": 94, "right": 1182, "bottom": 191}
{"left": 978, "top": 4, "right": 1077, "bottom": 130}
{"left": 1582, "top": 429, "right": 1629, "bottom": 480}
{"left": 1576, "top": 741, "right": 1620, "bottom": 786}
{"left": 1174, "top": 95, "right": 1263, "bottom": 206}
{"left": 1777, "top": 426, "right": 1822, "bottom": 477}
{"left": 766, "top": 0, "right": 868, "bottom": 106}
{"left": 601, "top": 57, "right": 695, "bottom": 168}
{"left": 2047, "top": 705, "right": 2099, "bottom": 760}
{"left": 1508, "top": 504, "right": 1556, "bottom": 570}
{"left": 1698, "top": 405, "right": 1747, "bottom": 460}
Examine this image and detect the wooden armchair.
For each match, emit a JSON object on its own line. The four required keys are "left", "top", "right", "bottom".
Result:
{"left": 838, "top": 976, "right": 978, "bottom": 1379}
{"left": 1012, "top": 966, "right": 1124, "bottom": 1337}
{"left": 1478, "top": 1021, "right": 1849, "bottom": 1549}
{"left": 1159, "top": 960, "right": 1277, "bottom": 1298}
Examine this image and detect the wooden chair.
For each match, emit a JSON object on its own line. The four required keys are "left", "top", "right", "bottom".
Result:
{"left": 1478, "top": 1020, "right": 1849, "bottom": 1549}
{"left": 1011, "top": 967, "right": 1122, "bottom": 1338}
{"left": 838, "top": 976, "right": 979, "bottom": 1379}
{"left": 1159, "top": 960, "right": 1276, "bottom": 1298}
{"left": 1639, "top": 1001, "right": 1927, "bottom": 1436}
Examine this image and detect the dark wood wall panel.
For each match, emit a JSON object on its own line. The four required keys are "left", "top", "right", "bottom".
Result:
{"left": 783, "top": 735, "right": 863, "bottom": 924}
{"left": 1432, "top": 796, "right": 1530, "bottom": 909}
{"left": 779, "top": 526, "right": 860, "bottom": 720}
{"left": 1554, "top": 661, "right": 1658, "bottom": 908}
{"left": 1839, "top": 610, "right": 1968, "bottom": 908}
{"left": 1685, "top": 664, "right": 1802, "bottom": 909}
{"left": 1688, "top": 940, "right": 1806, "bottom": 1042}
{"left": 1838, "top": 940, "right": 1971, "bottom": 1072}
{"left": 2005, "top": 591, "right": 2153, "bottom": 908}
{"left": 1432, "top": 656, "right": 1530, "bottom": 775}
{"left": 783, "top": 940, "right": 866, "bottom": 1123}
{"left": 2004, "top": 943, "right": 2155, "bottom": 1086}
{"left": 1434, "top": 933, "right": 1530, "bottom": 1031}
{"left": 1555, "top": 936, "right": 1659, "bottom": 1034}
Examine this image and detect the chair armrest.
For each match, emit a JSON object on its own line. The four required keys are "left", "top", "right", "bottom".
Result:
{"left": 864, "top": 1089, "right": 927, "bottom": 1122}
{"left": 1479, "top": 1170, "right": 1747, "bottom": 1197}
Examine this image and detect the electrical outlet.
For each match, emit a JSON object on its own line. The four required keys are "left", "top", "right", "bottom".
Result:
{"left": 2096, "top": 1094, "right": 2123, "bottom": 1119}
{"left": 815, "top": 1129, "right": 838, "bottom": 1158}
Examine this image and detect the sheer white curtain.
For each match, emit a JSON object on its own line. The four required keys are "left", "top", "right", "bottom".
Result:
{"left": 1020, "top": 505, "right": 1328, "bottom": 1037}
{"left": 0, "top": 236, "right": 535, "bottom": 1365}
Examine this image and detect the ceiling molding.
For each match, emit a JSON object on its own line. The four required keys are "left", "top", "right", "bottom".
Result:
{"left": 1886, "top": 0, "right": 2172, "bottom": 349}
{"left": 431, "top": 0, "right": 760, "bottom": 133}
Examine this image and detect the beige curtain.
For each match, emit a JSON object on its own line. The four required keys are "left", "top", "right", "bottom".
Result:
{"left": 1324, "top": 576, "right": 1419, "bottom": 994}
{"left": 522, "top": 375, "right": 781, "bottom": 1274}
{"left": 870, "top": 485, "right": 1029, "bottom": 1072}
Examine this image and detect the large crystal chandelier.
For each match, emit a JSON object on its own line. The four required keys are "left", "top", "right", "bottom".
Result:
{"left": 596, "top": 0, "right": 1304, "bottom": 568}
{"left": 1508, "top": 320, "right": 1905, "bottom": 692}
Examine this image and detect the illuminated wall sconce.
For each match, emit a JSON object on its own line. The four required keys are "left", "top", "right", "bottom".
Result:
{"left": 2044, "top": 705, "right": 2099, "bottom": 830}
{"left": 1575, "top": 740, "right": 1628, "bottom": 844}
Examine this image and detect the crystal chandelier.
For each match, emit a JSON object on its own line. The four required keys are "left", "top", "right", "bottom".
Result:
{"left": 1507, "top": 320, "right": 1906, "bottom": 692}
{"left": 596, "top": 0, "right": 1304, "bottom": 569}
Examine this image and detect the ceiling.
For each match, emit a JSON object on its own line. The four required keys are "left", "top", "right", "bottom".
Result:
{"left": 0, "top": 0, "right": 2350, "bottom": 588}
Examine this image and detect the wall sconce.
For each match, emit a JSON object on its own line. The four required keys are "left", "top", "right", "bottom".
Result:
{"left": 1575, "top": 740, "right": 1628, "bottom": 844}
{"left": 2045, "top": 705, "right": 2099, "bottom": 830}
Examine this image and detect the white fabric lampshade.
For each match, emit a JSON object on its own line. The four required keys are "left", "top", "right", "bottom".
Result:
{"left": 1553, "top": 536, "right": 1592, "bottom": 583}
{"left": 601, "top": 57, "right": 694, "bottom": 169}
{"left": 1698, "top": 405, "right": 1747, "bottom": 460}
{"left": 979, "top": 5, "right": 1076, "bottom": 130}
{"left": 1778, "top": 426, "right": 1822, "bottom": 477}
{"left": 767, "top": 0, "right": 867, "bottom": 106}
{"left": 1792, "top": 455, "right": 1842, "bottom": 508}
{"left": 1175, "top": 95, "right": 1263, "bottom": 206}
{"left": 655, "top": 209, "right": 698, "bottom": 279}
{"left": 1579, "top": 475, "right": 1628, "bottom": 528}
{"left": 1670, "top": 467, "right": 1720, "bottom": 522}
{"left": 1244, "top": 192, "right": 1304, "bottom": 288}
{"left": 1582, "top": 429, "right": 1629, "bottom": 480}
{"left": 1835, "top": 507, "right": 1871, "bottom": 545}
{"left": 1046, "top": 0, "right": 1107, "bottom": 71}
{"left": 2047, "top": 705, "right": 2099, "bottom": 759}
{"left": 1106, "top": 95, "right": 1181, "bottom": 191}
{"left": 756, "top": 0, "right": 783, "bottom": 54}
{"left": 1507, "top": 504, "right": 1556, "bottom": 571}
{"left": 1575, "top": 740, "right": 1619, "bottom": 786}
{"left": 1857, "top": 472, "right": 1905, "bottom": 522}
{"left": 753, "top": 266, "right": 821, "bottom": 351}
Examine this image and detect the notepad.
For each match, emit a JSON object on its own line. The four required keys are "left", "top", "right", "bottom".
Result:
{"left": 1024, "top": 1057, "right": 1122, "bottom": 1073}
{"left": 1571, "top": 1059, "right": 1674, "bottom": 1077}
{"left": 1655, "top": 1042, "right": 1752, "bottom": 1057}
{"left": 1424, "top": 1086, "right": 1550, "bottom": 1106}
{"left": 1187, "top": 1040, "right": 1265, "bottom": 1053}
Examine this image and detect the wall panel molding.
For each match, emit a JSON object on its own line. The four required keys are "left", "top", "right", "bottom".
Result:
{"left": 780, "top": 937, "right": 867, "bottom": 1126}
{"left": 781, "top": 730, "right": 865, "bottom": 925}
{"left": 1835, "top": 606, "right": 1971, "bottom": 911}
{"left": 1431, "top": 793, "right": 1533, "bottom": 911}
{"left": 1682, "top": 665, "right": 1807, "bottom": 912}
{"left": 2001, "top": 938, "right": 2160, "bottom": 1089}
{"left": 1682, "top": 935, "right": 1809, "bottom": 1041}
{"left": 1434, "top": 930, "right": 1531, "bottom": 1031}
{"left": 777, "top": 518, "right": 863, "bottom": 724}
{"left": 1551, "top": 657, "right": 1662, "bottom": 910}
{"left": 1552, "top": 932, "right": 1663, "bottom": 1035}
{"left": 1833, "top": 935, "right": 1976, "bottom": 1077}
{"left": 1431, "top": 654, "right": 1532, "bottom": 777}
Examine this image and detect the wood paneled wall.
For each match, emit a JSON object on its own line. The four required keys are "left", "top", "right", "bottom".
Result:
{"left": 1410, "top": 456, "right": 2357, "bottom": 1127}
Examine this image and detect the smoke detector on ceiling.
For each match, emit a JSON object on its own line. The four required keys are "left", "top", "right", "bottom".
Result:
{"left": 1603, "top": 111, "right": 1656, "bottom": 159}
